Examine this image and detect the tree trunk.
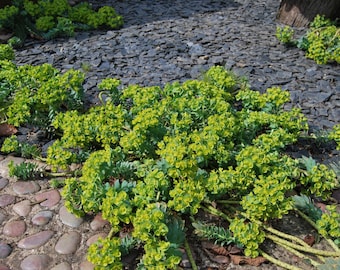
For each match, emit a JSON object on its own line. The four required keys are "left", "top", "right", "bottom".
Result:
{"left": 277, "top": 0, "right": 340, "bottom": 27}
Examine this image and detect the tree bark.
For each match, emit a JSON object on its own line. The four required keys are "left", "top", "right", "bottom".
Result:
{"left": 277, "top": 0, "right": 340, "bottom": 27}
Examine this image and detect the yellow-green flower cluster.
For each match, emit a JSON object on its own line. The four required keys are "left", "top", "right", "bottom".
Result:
{"left": 101, "top": 188, "right": 133, "bottom": 229}
{"left": 329, "top": 124, "right": 340, "bottom": 150}
{"left": 87, "top": 237, "right": 122, "bottom": 270}
{"left": 0, "top": 44, "right": 15, "bottom": 61}
{"left": 140, "top": 240, "right": 182, "bottom": 270}
{"left": 316, "top": 205, "right": 340, "bottom": 239}
{"left": 300, "top": 164, "right": 337, "bottom": 200}
{"left": 230, "top": 217, "right": 266, "bottom": 258}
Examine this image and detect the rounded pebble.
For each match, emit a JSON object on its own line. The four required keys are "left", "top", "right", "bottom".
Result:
{"left": 3, "top": 220, "right": 26, "bottom": 237}
{"left": 13, "top": 181, "right": 40, "bottom": 195}
{"left": 0, "top": 178, "right": 8, "bottom": 190}
{"left": 0, "top": 212, "right": 6, "bottom": 224}
{"left": 0, "top": 157, "right": 24, "bottom": 178}
{"left": 20, "top": 254, "right": 50, "bottom": 270}
{"left": 86, "top": 233, "right": 107, "bottom": 247}
{"left": 90, "top": 213, "right": 109, "bottom": 231}
{"left": 59, "top": 206, "right": 83, "bottom": 227}
{"left": 55, "top": 231, "right": 81, "bottom": 254}
{"left": 13, "top": 200, "right": 32, "bottom": 217}
{"left": 0, "top": 242, "right": 12, "bottom": 259}
{"left": 32, "top": 210, "right": 53, "bottom": 226}
{"left": 50, "top": 262, "right": 72, "bottom": 270}
{"left": 18, "top": 230, "right": 54, "bottom": 249}
{"left": 34, "top": 189, "right": 61, "bottom": 208}
{"left": 0, "top": 264, "right": 10, "bottom": 270}
{"left": 0, "top": 194, "right": 15, "bottom": 207}
{"left": 79, "top": 260, "right": 94, "bottom": 270}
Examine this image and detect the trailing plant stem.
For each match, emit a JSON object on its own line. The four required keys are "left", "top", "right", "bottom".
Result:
{"left": 260, "top": 250, "right": 303, "bottom": 270}
{"left": 216, "top": 200, "right": 240, "bottom": 205}
{"left": 202, "top": 205, "right": 232, "bottom": 223}
{"left": 273, "top": 238, "right": 321, "bottom": 266}
{"left": 184, "top": 236, "right": 198, "bottom": 270}
{"left": 266, "top": 234, "right": 340, "bottom": 257}
{"left": 263, "top": 225, "right": 311, "bottom": 248}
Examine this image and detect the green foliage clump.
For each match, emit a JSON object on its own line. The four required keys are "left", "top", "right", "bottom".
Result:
{"left": 0, "top": 44, "right": 15, "bottom": 61}
{"left": 276, "top": 15, "right": 339, "bottom": 64}
{"left": 276, "top": 25, "right": 295, "bottom": 45}
{"left": 8, "top": 160, "right": 39, "bottom": 180}
{"left": 192, "top": 221, "right": 243, "bottom": 247}
{"left": 48, "top": 66, "right": 339, "bottom": 268}
{"left": 329, "top": 124, "right": 340, "bottom": 150}
{"left": 1, "top": 135, "right": 41, "bottom": 158}
{"left": 0, "top": 60, "right": 85, "bottom": 128}
{"left": 316, "top": 205, "right": 340, "bottom": 239}
{"left": 0, "top": 0, "right": 123, "bottom": 45}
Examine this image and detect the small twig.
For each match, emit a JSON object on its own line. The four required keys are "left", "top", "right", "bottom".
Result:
{"left": 30, "top": 198, "right": 48, "bottom": 206}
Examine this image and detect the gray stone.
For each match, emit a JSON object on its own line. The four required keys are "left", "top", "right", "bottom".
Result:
{"left": 13, "top": 200, "right": 32, "bottom": 217}
{"left": 0, "top": 178, "right": 8, "bottom": 190}
{"left": 32, "top": 210, "right": 53, "bottom": 226}
{"left": 90, "top": 213, "right": 109, "bottom": 231}
{"left": 3, "top": 220, "right": 26, "bottom": 237}
{"left": 34, "top": 189, "right": 60, "bottom": 208}
{"left": 18, "top": 230, "right": 54, "bottom": 249}
{"left": 0, "top": 194, "right": 15, "bottom": 207}
{"left": 79, "top": 260, "right": 94, "bottom": 270}
{"left": 20, "top": 254, "right": 50, "bottom": 270}
{"left": 50, "top": 262, "right": 72, "bottom": 270}
{"left": 59, "top": 206, "right": 83, "bottom": 228}
{"left": 55, "top": 231, "right": 81, "bottom": 254}
{"left": 0, "top": 212, "right": 5, "bottom": 224}
{"left": 0, "top": 264, "right": 10, "bottom": 270}
{"left": 188, "top": 43, "right": 204, "bottom": 56}
{"left": 0, "top": 157, "right": 24, "bottom": 178}
{"left": 13, "top": 181, "right": 40, "bottom": 195}
{"left": 0, "top": 242, "right": 12, "bottom": 258}
{"left": 86, "top": 233, "right": 107, "bottom": 247}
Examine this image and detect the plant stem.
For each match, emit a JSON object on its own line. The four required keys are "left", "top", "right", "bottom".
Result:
{"left": 201, "top": 204, "right": 232, "bottom": 223}
{"left": 263, "top": 225, "right": 310, "bottom": 248}
{"left": 184, "top": 237, "right": 198, "bottom": 270}
{"left": 107, "top": 228, "right": 115, "bottom": 239}
{"left": 274, "top": 238, "right": 321, "bottom": 266}
{"left": 294, "top": 208, "right": 318, "bottom": 230}
{"left": 259, "top": 250, "right": 303, "bottom": 270}
{"left": 217, "top": 200, "right": 240, "bottom": 205}
{"left": 266, "top": 234, "right": 340, "bottom": 257}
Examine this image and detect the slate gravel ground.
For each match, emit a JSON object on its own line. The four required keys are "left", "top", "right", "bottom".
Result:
{"left": 1, "top": 0, "right": 339, "bottom": 269}
{"left": 14, "top": 0, "right": 340, "bottom": 131}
